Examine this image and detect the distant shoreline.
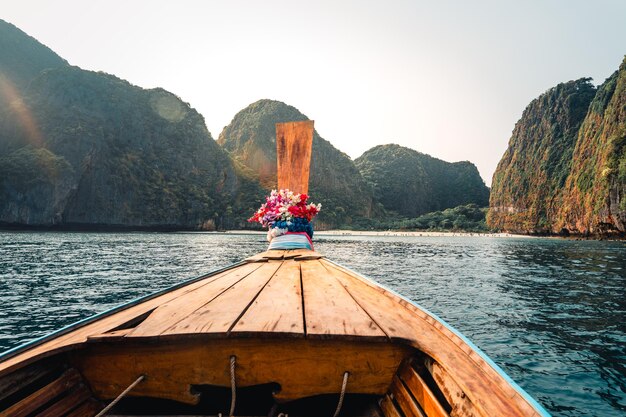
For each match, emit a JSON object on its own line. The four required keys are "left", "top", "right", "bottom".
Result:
{"left": 224, "top": 229, "right": 532, "bottom": 238}
{"left": 1, "top": 225, "right": 622, "bottom": 240}
{"left": 317, "top": 230, "right": 530, "bottom": 238}
{"left": 222, "top": 230, "right": 623, "bottom": 240}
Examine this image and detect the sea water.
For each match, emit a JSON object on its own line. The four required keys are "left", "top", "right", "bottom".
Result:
{"left": 0, "top": 231, "right": 624, "bottom": 416}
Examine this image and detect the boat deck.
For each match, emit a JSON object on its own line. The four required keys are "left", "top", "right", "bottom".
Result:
{"left": 124, "top": 249, "right": 388, "bottom": 341}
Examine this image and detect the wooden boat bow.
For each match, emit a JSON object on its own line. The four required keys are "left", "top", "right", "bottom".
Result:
{"left": 0, "top": 249, "right": 549, "bottom": 416}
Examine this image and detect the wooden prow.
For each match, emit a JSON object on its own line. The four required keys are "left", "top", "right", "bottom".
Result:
{"left": 276, "top": 120, "right": 314, "bottom": 194}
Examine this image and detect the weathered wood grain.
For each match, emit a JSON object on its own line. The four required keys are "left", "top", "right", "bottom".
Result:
{"left": 128, "top": 262, "right": 264, "bottom": 337}
{"left": 424, "top": 358, "right": 479, "bottom": 417}
{"left": 276, "top": 121, "right": 314, "bottom": 194}
{"left": 233, "top": 260, "right": 304, "bottom": 336}
{"left": 36, "top": 384, "right": 91, "bottom": 417}
{"left": 164, "top": 261, "right": 282, "bottom": 336}
{"left": 245, "top": 250, "right": 286, "bottom": 262}
{"left": 399, "top": 365, "right": 449, "bottom": 417}
{"left": 245, "top": 249, "right": 323, "bottom": 263}
{"left": 0, "top": 359, "right": 58, "bottom": 403}
{"left": 391, "top": 375, "right": 426, "bottom": 417}
{"left": 0, "top": 368, "right": 81, "bottom": 417}
{"left": 300, "top": 260, "right": 386, "bottom": 340}
{"left": 87, "top": 328, "right": 133, "bottom": 342}
{"left": 380, "top": 395, "right": 403, "bottom": 417}
{"left": 293, "top": 250, "right": 324, "bottom": 260}
{"left": 64, "top": 399, "right": 102, "bottom": 417}
{"left": 70, "top": 338, "right": 412, "bottom": 404}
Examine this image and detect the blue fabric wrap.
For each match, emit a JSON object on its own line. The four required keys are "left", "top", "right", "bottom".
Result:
{"left": 267, "top": 234, "right": 313, "bottom": 250}
{"left": 271, "top": 218, "right": 314, "bottom": 239}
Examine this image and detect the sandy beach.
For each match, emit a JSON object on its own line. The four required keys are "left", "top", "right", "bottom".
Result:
{"left": 316, "top": 230, "right": 531, "bottom": 238}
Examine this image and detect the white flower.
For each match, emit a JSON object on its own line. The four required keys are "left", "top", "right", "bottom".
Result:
{"left": 267, "top": 227, "right": 288, "bottom": 242}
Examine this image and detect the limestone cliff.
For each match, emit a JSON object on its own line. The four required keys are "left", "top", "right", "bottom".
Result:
{"left": 556, "top": 60, "right": 626, "bottom": 234}
{"left": 488, "top": 58, "right": 626, "bottom": 235}
{"left": 488, "top": 79, "right": 597, "bottom": 233}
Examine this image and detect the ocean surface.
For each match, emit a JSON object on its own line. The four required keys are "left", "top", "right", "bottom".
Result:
{"left": 0, "top": 231, "right": 624, "bottom": 416}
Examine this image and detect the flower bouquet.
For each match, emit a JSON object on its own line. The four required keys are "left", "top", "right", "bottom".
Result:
{"left": 248, "top": 189, "right": 321, "bottom": 246}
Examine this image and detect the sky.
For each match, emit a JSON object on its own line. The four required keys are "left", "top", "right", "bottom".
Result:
{"left": 2, "top": 0, "right": 625, "bottom": 185}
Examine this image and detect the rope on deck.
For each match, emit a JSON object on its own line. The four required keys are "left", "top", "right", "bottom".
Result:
{"left": 332, "top": 371, "right": 350, "bottom": 417}
{"left": 229, "top": 355, "right": 237, "bottom": 416}
{"left": 95, "top": 374, "right": 145, "bottom": 417}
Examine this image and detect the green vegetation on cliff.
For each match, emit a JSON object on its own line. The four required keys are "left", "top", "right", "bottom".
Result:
{"left": 355, "top": 144, "right": 489, "bottom": 217}
{"left": 0, "top": 65, "right": 264, "bottom": 228}
{"left": 489, "top": 57, "right": 626, "bottom": 235}
{"left": 218, "top": 99, "right": 378, "bottom": 228}
{"left": 557, "top": 60, "right": 626, "bottom": 233}
{"left": 488, "top": 78, "right": 597, "bottom": 233}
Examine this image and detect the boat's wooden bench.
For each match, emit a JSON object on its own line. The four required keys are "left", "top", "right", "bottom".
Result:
{"left": 0, "top": 359, "right": 100, "bottom": 417}
{"left": 381, "top": 358, "right": 455, "bottom": 417}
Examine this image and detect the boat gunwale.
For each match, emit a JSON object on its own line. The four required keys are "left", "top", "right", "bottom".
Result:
{"left": 0, "top": 260, "right": 247, "bottom": 364}
{"left": 324, "top": 258, "right": 552, "bottom": 417}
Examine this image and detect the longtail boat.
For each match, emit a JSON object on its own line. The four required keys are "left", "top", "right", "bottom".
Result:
{"left": 0, "top": 121, "right": 550, "bottom": 417}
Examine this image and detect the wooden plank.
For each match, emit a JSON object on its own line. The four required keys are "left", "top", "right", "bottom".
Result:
{"left": 288, "top": 249, "right": 324, "bottom": 260}
{"left": 0, "top": 368, "right": 81, "bottom": 417}
{"left": 282, "top": 250, "right": 303, "bottom": 259}
{"left": 35, "top": 384, "right": 91, "bottom": 417}
{"left": 300, "top": 260, "right": 386, "bottom": 340}
{"left": 245, "top": 250, "right": 323, "bottom": 262}
{"left": 232, "top": 260, "right": 304, "bottom": 336}
{"left": 391, "top": 375, "right": 426, "bottom": 417}
{"left": 294, "top": 251, "right": 323, "bottom": 260}
{"left": 71, "top": 338, "right": 412, "bottom": 404}
{"left": 127, "top": 262, "right": 264, "bottom": 337}
{"left": 244, "top": 250, "right": 285, "bottom": 262}
{"left": 399, "top": 365, "right": 449, "bottom": 417}
{"left": 0, "top": 360, "right": 58, "bottom": 402}
{"left": 263, "top": 251, "right": 287, "bottom": 260}
{"left": 424, "top": 358, "right": 479, "bottom": 417}
{"left": 64, "top": 399, "right": 101, "bottom": 417}
{"left": 163, "top": 261, "right": 283, "bottom": 335}
{"left": 319, "top": 260, "right": 418, "bottom": 341}
{"left": 87, "top": 328, "right": 133, "bottom": 342}
{"left": 380, "top": 395, "right": 402, "bottom": 417}
{"left": 276, "top": 120, "right": 314, "bottom": 194}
